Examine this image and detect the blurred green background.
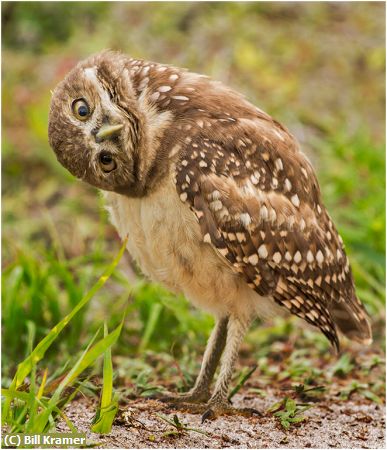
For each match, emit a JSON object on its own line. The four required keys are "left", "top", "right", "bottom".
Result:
{"left": 2, "top": 1, "right": 385, "bottom": 388}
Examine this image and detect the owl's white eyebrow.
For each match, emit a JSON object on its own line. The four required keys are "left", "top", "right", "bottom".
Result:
{"left": 84, "top": 67, "right": 97, "bottom": 82}
{"left": 84, "top": 67, "right": 109, "bottom": 101}
{"left": 83, "top": 67, "right": 118, "bottom": 118}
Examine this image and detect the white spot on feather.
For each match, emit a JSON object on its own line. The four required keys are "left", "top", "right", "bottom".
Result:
{"left": 251, "top": 174, "right": 259, "bottom": 185}
{"left": 316, "top": 250, "right": 324, "bottom": 265}
{"left": 275, "top": 158, "right": 283, "bottom": 171}
{"left": 260, "top": 205, "right": 269, "bottom": 220}
{"left": 237, "top": 232, "right": 246, "bottom": 243}
{"left": 258, "top": 244, "right": 268, "bottom": 259}
{"left": 158, "top": 85, "right": 172, "bottom": 92}
{"left": 248, "top": 254, "right": 259, "bottom": 266}
{"left": 219, "top": 248, "right": 229, "bottom": 256}
{"left": 240, "top": 213, "right": 252, "bottom": 227}
{"left": 273, "top": 252, "right": 282, "bottom": 264}
{"left": 210, "top": 200, "right": 223, "bottom": 211}
{"left": 285, "top": 251, "right": 292, "bottom": 261}
{"left": 203, "top": 233, "right": 211, "bottom": 243}
{"left": 294, "top": 251, "right": 302, "bottom": 263}
{"left": 291, "top": 194, "right": 300, "bottom": 208}
{"left": 149, "top": 91, "right": 160, "bottom": 102}
{"left": 283, "top": 300, "right": 292, "bottom": 309}
{"left": 284, "top": 178, "right": 292, "bottom": 192}
{"left": 210, "top": 190, "right": 221, "bottom": 200}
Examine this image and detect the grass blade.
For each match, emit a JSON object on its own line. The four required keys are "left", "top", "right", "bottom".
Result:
{"left": 91, "top": 322, "right": 120, "bottom": 433}
{"left": 33, "top": 312, "right": 126, "bottom": 432}
{"left": 138, "top": 302, "right": 163, "bottom": 352}
{"left": 16, "top": 238, "right": 127, "bottom": 385}
{"left": 31, "top": 328, "right": 101, "bottom": 432}
{"left": 228, "top": 365, "right": 257, "bottom": 401}
{"left": 2, "top": 238, "right": 127, "bottom": 422}
{"left": 101, "top": 322, "right": 114, "bottom": 408}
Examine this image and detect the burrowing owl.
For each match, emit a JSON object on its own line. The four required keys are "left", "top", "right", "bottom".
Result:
{"left": 48, "top": 51, "right": 372, "bottom": 420}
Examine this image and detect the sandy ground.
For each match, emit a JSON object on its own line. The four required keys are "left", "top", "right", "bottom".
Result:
{"left": 56, "top": 327, "right": 386, "bottom": 449}
{"left": 58, "top": 391, "right": 385, "bottom": 449}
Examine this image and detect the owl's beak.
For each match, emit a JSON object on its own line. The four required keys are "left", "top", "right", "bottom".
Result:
{"left": 95, "top": 123, "right": 124, "bottom": 141}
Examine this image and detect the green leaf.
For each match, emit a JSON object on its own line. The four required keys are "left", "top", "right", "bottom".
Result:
{"left": 267, "top": 398, "right": 286, "bottom": 413}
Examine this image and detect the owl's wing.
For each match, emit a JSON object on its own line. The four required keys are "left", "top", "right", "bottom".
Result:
{"left": 174, "top": 116, "right": 371, "bottom": 350}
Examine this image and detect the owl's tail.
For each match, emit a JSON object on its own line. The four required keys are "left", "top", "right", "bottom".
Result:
{"left": 329, "top": 295, "right": 373, "bottom": 345}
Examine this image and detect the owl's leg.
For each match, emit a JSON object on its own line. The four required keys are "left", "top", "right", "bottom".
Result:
{"left": 201, "top": 315, "right": 259, "bottom": 421}
{"left": 160, "top": 316, "right": 228, "bottom": 404}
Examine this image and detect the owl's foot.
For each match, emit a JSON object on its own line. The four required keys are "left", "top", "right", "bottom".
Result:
{"left": 165, "top": 398, "right": 260, "bottom": 422}
{"left": 158, "top": 388, "right": 211, "bottom": 405}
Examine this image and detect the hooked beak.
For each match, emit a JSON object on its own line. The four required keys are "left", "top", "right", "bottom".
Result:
{"left": 95, "top": 123, "right": 124, "bottom": 141}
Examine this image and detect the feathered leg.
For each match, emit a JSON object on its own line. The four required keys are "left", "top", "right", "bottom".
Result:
{"left": 162, "top": 316, "right": 228, "bottom": 404}
{"left": 201, "top": 315, "right": 259, "bottom": 421}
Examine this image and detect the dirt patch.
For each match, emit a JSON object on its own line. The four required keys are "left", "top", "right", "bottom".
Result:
{"left": 58, "top": 392, "right": 385, "bottom": 448}
{"left": 56, "top": 324, "right": 386, "bottom": 448}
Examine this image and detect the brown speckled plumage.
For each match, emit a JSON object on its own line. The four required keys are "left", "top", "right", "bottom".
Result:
{"left": 174, "top": 118, "right": 370, "bottom": 351}
{"left": 48, "top": 50, "right": 372, "bottom": 419}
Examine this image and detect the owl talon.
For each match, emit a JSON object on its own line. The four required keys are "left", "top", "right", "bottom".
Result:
{"left": 201, "top": 408, "right": 216, "bottom": 423}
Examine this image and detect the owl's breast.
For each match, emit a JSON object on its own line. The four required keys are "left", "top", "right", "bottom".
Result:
{"left": 102, "top": 178, "right": 261, "bottom": 318}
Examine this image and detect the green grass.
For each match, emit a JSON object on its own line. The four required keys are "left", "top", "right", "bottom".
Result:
{"left": 2, "top": 241, "right": 127, "bottom": 433}
{"left": 90, "top": 322, "right": 119, "bottom": 434}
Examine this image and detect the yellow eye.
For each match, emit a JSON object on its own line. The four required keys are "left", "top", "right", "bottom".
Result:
{"left": 72, "top": 99, "right": 90, "bottom": 121}
{"left": 99, "top": 151, "right": 116, "bottom": 173}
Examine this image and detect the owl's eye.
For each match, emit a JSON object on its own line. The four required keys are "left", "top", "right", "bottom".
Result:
{"left": 72, "top": 99, "right": 90, "bottom": 121}
{"left": 99, "top": 151, "right": 116, "bottom": 173}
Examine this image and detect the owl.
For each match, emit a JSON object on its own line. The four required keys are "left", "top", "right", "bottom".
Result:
{"left": 48, "top": 51, "right": 372, "bottom": 421}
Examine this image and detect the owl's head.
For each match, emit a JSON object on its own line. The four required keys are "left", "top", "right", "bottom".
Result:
{"left": 48, "top": 51, "right": 143, "bottom": 195}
